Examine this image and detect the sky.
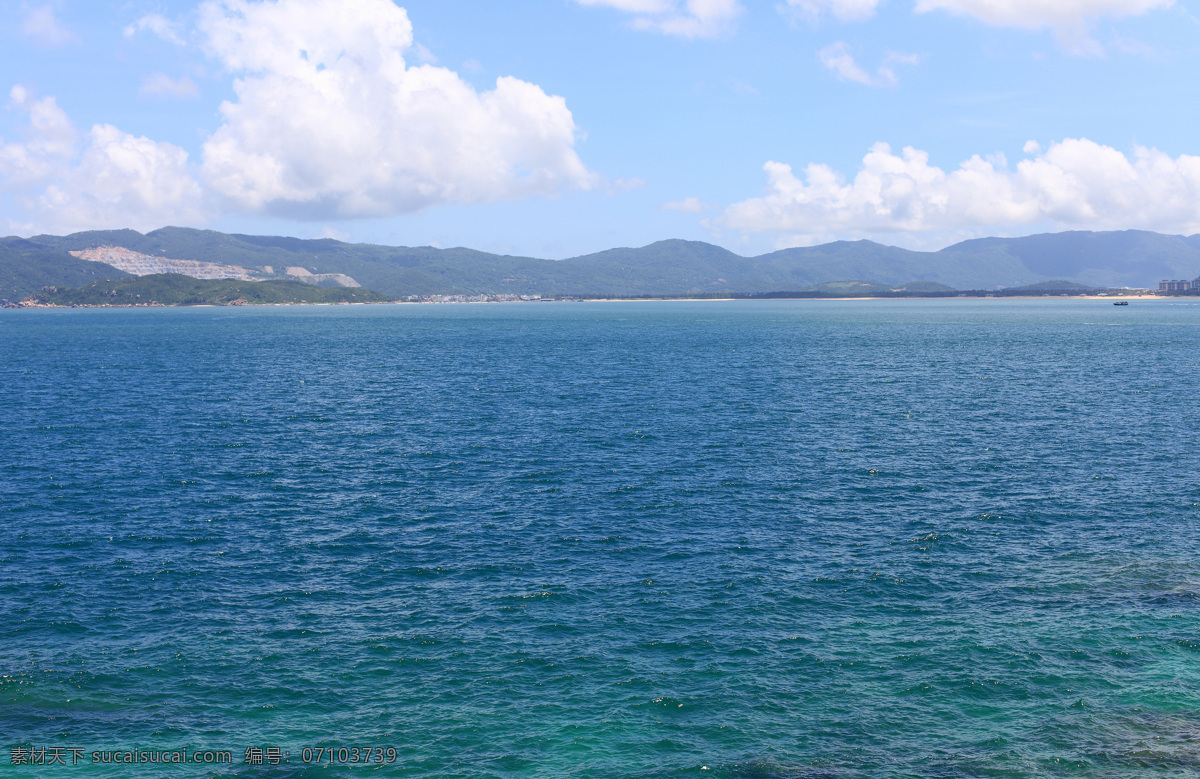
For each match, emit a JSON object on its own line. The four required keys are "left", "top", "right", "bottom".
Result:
{"left": 1, "top": 0, "right": 1199, "bottom": 258}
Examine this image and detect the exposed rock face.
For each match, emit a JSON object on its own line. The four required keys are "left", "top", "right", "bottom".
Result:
{"left": 69, "top": 246, "right": 362, "bottom": 287}
{"left": 70, "top": 246, "right": 260, "bottom": 281}
{"left": 285, "top": 266, "right": 361, "bottom": 288}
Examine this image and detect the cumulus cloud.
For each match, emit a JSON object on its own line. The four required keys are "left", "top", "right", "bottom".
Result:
{"left": 0, "top": 86, "right": 205, "bottom": 233}
{"left": 785, "top": 0, "right": 880, "bottom": 22}
{"left": 21, "top": 5, "right": 78, "bottom": 47}
{"left": 0, "top": 87, "right": 77, "bottom": 185}
{"left": 139, "top": 73, "right": 200, "bottom": 99}
{"left": 720, "top": 139, "right": 1200, "bottom": 244}
{"left": 197, "top": 0, "right": 594, "bottom": 218}
{"left": 574, "top": 0, "right": 742, "bottom": 38}
{"left": 1, "top": 1, "right": 595, "bottom": 234}
{"left": 35, "top": 126, "right": 206, "bottom": 233}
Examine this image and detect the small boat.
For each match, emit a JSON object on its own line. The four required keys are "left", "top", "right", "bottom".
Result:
{"left": 1113, "top": 301, "right": 1129, "bottom": 306}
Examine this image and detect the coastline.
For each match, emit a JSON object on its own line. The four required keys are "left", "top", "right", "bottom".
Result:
{"left": 4, "top": 293, "right": 1182, "bottom": 309}
{"left": 2, "top": 299, "right": 391, "bottom": 310}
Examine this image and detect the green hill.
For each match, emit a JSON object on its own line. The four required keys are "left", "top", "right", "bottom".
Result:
{"left": 27, "top": 274, "right": 392, "bottom": 307}
{"left": 999, "top": 279, "right": 1096, "bottom": 293}
{"left": 0, "top": 237, "right": 128, "bottom": 302}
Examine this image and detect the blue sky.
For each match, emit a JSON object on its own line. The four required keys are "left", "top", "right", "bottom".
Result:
{"left": 1, "top": 0, "right": 1198, "bottom": 257}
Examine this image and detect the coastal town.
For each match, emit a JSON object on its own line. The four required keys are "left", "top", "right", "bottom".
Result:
{"left": 1158, "top": 276, "right": 1200, "bottom": 292}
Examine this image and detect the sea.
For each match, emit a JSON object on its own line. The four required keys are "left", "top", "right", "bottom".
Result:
{"left": 2, "top": 299, "right": 1198, "bottom": 778}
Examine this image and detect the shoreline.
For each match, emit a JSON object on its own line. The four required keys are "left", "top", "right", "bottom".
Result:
{"left": 4, "top": 293, "right": 1185, "bottom": 310}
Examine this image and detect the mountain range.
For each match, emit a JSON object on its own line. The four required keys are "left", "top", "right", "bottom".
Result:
{"left": 4, "top": 226, "right": 1200, "bottom": 303}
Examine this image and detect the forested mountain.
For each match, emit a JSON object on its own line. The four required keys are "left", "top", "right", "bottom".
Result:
{"left": 4, "top": 227, "right": 1198, "bottom": 302}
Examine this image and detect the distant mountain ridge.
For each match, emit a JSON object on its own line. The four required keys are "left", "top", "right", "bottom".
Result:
{"left": 4, "top": 226, "right": 1200, "bottom": 302}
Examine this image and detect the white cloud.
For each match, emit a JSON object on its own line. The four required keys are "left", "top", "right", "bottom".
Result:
{"left": 784, "top": 0, "right": 880, "bottom": 22}
{"left": 0, "top": 86, "right": 77, "bottom": 185}
{"left": 819, "top": 43, "right": 917, "bottom": 86}
{"left": 787, "top": 0, "right": 1172, "bottom": 54}
{"left": 35, "top": 126, "right": 206, "bottom": 233}
{"left": 663, "top": 196, "right": 716, "bottom": 212}
{"left": 574, "top": 0, "right": 742, "bottom": 38}
{"left": 124, "top": 14, "right": 186, "bottom": 45}
{"left": 21, "top": 5, "right": 78, "bottom": 47}
{"left": 913, "top": 0, "right": 1173, "bottom": 29}
{"left": 820, "top": 42, "right": 881, "bottom": 84}
{"left": 720, "top": 139, "right": 1200, "bottom": 244}
{"left": 886, "top": 51, "right": 921, "bottom": 66}
{"left": 916, "top": 0, "right": 1174, "bottom": 51}
{"left": 197, "top": 0, "right": 595, "bottom": 218}
{"left": 2, "top": 2, "right": 595, "bottom": 234}
{"left": 0, "top": 87, "right": 205, "bottom": 233}
{"left": 139, "top": 73, "right": 200, "bottom": 99}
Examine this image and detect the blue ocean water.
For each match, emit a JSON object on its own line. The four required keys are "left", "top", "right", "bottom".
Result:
{"left": 1, "top": 299, "right": 1199, "bottom": 778}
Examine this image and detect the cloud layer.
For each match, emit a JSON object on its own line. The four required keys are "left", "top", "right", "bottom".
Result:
{"left": 721, "top": 139, "right": 1200, "bottom": 244}
{"left": 574, "top": 0, "right": 742, "bottom": 38}
{"left": 784, "top": 0, "right": 1174, "bottom": 27}
{"left": 20, "top": 5, "right": 77, "bottom": 47}
{"left": 140, "top": 73, "right": 199, "bottom": 99}
{"left": 818, "top": 43, "right": 917, "bottom": 86}
{"left": 0, "top": 87, "right": 205, "bottom": 233}
{"left": 785, "top": 0, "right": 881, "bottom": 22}
{"left": 1, "top": 0, "right": 594, "bottom": 232}
{"left": 124, "top": 13, "right": 186, "bottom": 45}
{"left": 913, "top": 0, "right": 1174, "bottom": 29}
{"left": 198, "top": 0, "right": 593, "bottom": 219}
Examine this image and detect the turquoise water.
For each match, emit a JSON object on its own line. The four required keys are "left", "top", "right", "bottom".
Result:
{"left": 2, "top": 299, "right": 1199, "bottom": 777}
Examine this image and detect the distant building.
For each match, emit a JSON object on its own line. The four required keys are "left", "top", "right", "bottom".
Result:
{"left": 1158, "top": 279, "right": 1196, "bottom": 293}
